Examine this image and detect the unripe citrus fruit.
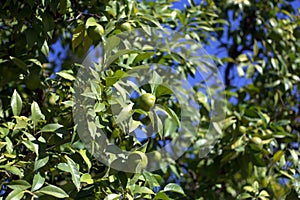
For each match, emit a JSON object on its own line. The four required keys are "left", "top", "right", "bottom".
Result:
{"left": 138, "top": 93, "right": 156, "bottom": 111}
{"left": 127, "top": 151, "right": 148, "bottom": 172}
{"left": 120, "top": 22, "right": 132, "bottom": 31}
{"left": 251, "top": 137, "right": 262, "bottom": 145}
{"left": 239, "top": 126, "right": 247, "bottom": 133}
{"left": 151, "top": 151, "right": 161, "bottom": 161}
{"left": 257, "top": 119, "right": 263, "bottom": 126}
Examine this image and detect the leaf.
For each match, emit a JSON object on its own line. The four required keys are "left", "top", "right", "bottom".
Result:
{"left": 34, "top": 156, "right": 49, "bottom": 171}
{"left": 253, "top": 39, "right": 258, "bottom": 57}
{"left": 143, "top": 171, "right": 160, "bottom": 189}
{"left": 237, "top": 65, "right": 245, "bottom": 77}
{"left": 31, "top": 101, "right": 45, "bottom": 126}
{"left": 116, "top": 103, "right": 133, "bottom": 124}
{"left": 155, "top": 85, "right": 173, "bottom": 98}
{"left": 196, "top": 91, "right": 210, "bottom": 112}
{"left": 10, "top": 56, "right": 27, "bottom": 70}
{"left": 41, "top": 40, "right": 49, "bottom": 56}
{"left": 6, "top": 190, "right": 25, "bottom": 200}
{"left": 133, "top": 185, "right": 154, "bottom": 194}
{"left": 163, "top": 183, "right": 185, "bottom": 195}
{"left": 0, "top": 165, "right": 23, "bottom": 178}
{"left": 104, "top": 36, "right": 120, "bottom": 57}
{"left": 106, "top": 70, "right": 126, "bottom": 86}
{"left": 5, "top": 136, "right": 13, "bottom": 153}
{"left": 163, "top": 118, "right": 177, "bottom": 137}
{"left": 237, "top": 54, "right": 248, "bottom": 62}
{"left": 79, "top": 149, "right": 92, "bottom": 172}
{"left": 57, "top": 163, "right": 70, "bottom": 172}
{"left": 133, "top": 52, "right": 155, "bottom": 64}
{"left": 31, "top": 172, "right": 45, "bottom": 191}
{"left": 162, "top": 106, "right": 180, "bottom": 127}
{"left": 154, "top": 192, "right": 170, "bottom": 200}
{"left": 39, "top": 185, "right": 69, "bottom": 198}
{"left": 7, "top": 180, "right": 31, "bottom": 190}
{"left": 86, "top": 17, "right": 99, "bottom": 27}
{"left": 105, "top": 194, "right": 121, "bottom": 200}
{"left": 80, "top": 173, "right": 94, "bottom": 184}
{"left": 56, "top": 71, "right": 76, "bottom": 81}
{"left": 41, "top": 123, "right": 63, "bottom": 132}
{"left": 11, "top": 90, "right": 22, "bottom": 116}
{"left": 66, "top": 155, "right": 81, "bottom": 191}
{"left": 273, "top": 150, "right": 285, "bottom": 162}
{"left": 72, "top": 24, "right": 85, "bottom": 50}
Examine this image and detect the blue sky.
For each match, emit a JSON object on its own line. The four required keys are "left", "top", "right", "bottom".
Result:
{"left": 49, "top": 0, "right": 300, "bottom": 88}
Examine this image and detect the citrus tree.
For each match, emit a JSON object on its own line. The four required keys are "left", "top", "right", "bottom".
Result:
{"left": 0, "top": 0, "right": 300, "bottom": 199}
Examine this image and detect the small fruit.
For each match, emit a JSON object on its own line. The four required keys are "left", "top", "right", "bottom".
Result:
{"left": 239, "top": 126, "right": 247, "bottom": 133}
{"left": 257, "top": 119, "right": 263, "bottom": 126}
{"left": 127, "top": 151, "right": 148, "bottom": 172}
{"left": 251, "top": 137, "right": 262, "bottom": 145}
{"left": 120, "top": 22, "right": 132, "bottom": 31}
{"left": 151, "top": 151, "right": 161, "bottom": 161}
{"left": 137, "top": 93, "right": 156, "bottom": 111}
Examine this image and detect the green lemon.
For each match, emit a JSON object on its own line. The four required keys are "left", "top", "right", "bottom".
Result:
{"left": 120, "top": 22, "right": 132, "bottom": 31}
{"left": 239, "top": 126, "right": 247, "bottom": 133}
{"left": 151, "top": 151, "right": 161, "bottom": 161}
{"left": 251, "top": 137, "right": 262, "bottom": 145}
{"left": 257, "top": 119, "right": 263, "bottom": 126}
{"left": 127, "top": 151, "right": 148, "bottom": 172}
{"left": 138, "top": 93, "right": 156, "bottom": 111}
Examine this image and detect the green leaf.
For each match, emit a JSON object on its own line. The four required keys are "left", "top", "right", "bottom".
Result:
{"left": 105, "top": 194, "right": 121, "bottom": 200}
{"left": 143, "top": 171, "right": 160, "bottom": 188}
{"left": 72, "top": 23, "right": 85, "bottom": 50}
{"left": 162, "top": 106, "right": 180, "bottom": 127}
{"left": 7, "top": 180, "right": 31, "bottom": 190}
{"left": 79, "top": 149, "right": 92, "bottom": 172}
{"left": 10, "top": 56, "right": 27, "bottom": 70}
{"left": 56, "top": 71, "right": 76, "bottom": 81}
{"left": 6, "top": 190, "right": 25, "bottom": 200}
{"left": 31, "top": 101, "right": 45, "bottom": 126}
{"left": 163, "top": 183, "right": 185, "bottom": 195}
{"left": 86, "top": 17, "right": 99, "bottom": 27}
{"left": 39, "top": 185, "right": 69, "bottom": 198}
{"left": 0, "top": 165, "right": 23, "bottom": 178}
{"left": 57, "top": 163, "right": 70, "bottom": 172}
{"left": 237, "top": 54, "right": 248, "bottom": 62}
{"left": 11, "top": 90, "right": 22, "bottom": 116}
{"left": 196, "top": 91, "right": 210, "bottom": 112}
{"left": 253, "top": 39, "right": 258, "bottom": 57}
{"left": 133, "top": 52, "right": 155, "bottom": 64}
{"left": 66, "top": 155, "right": 81, "bottom": 191}
{"left": 133, "top": 185, "right": 154, "bottom": 194}
{"left": 41, "top": 40, "right": 49, "bottom": 56}
{"left": 5, "top": 136, "right": 13, "bottom": 153}
{"left": 41, "top": 123, "right": 63, "bottom": 132}
{"left": 273, "top": 150, "right": 285, "bottom": 162}
{"left": 106, "top": 69, "right": 126, "bottom": 86}
{"left": 31, "top": 172, "right": 45, "bottom": 191}
{"left": 34, "top": 156, "right": 49, "bottom": 171}
{"left": 80, "top": 173, "right": 94, "bottom": 184}
{"left": 154, "top": 192, "right": 170, "bottom": 200}
{"left": 155, "top": 85, "right": 173, "bottom": 98}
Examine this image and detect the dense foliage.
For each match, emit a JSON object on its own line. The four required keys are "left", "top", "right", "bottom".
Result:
{"left": 0, "top": 0, "right": 299, "bottom": 199}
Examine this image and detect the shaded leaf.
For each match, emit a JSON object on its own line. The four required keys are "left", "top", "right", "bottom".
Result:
{"left": 39, "top": 185, "right": 69, "bottom": 198}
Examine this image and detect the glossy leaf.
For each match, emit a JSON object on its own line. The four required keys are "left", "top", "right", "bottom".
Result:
{"left": 11, "top": 90, "right": 22, "bottom": 116}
